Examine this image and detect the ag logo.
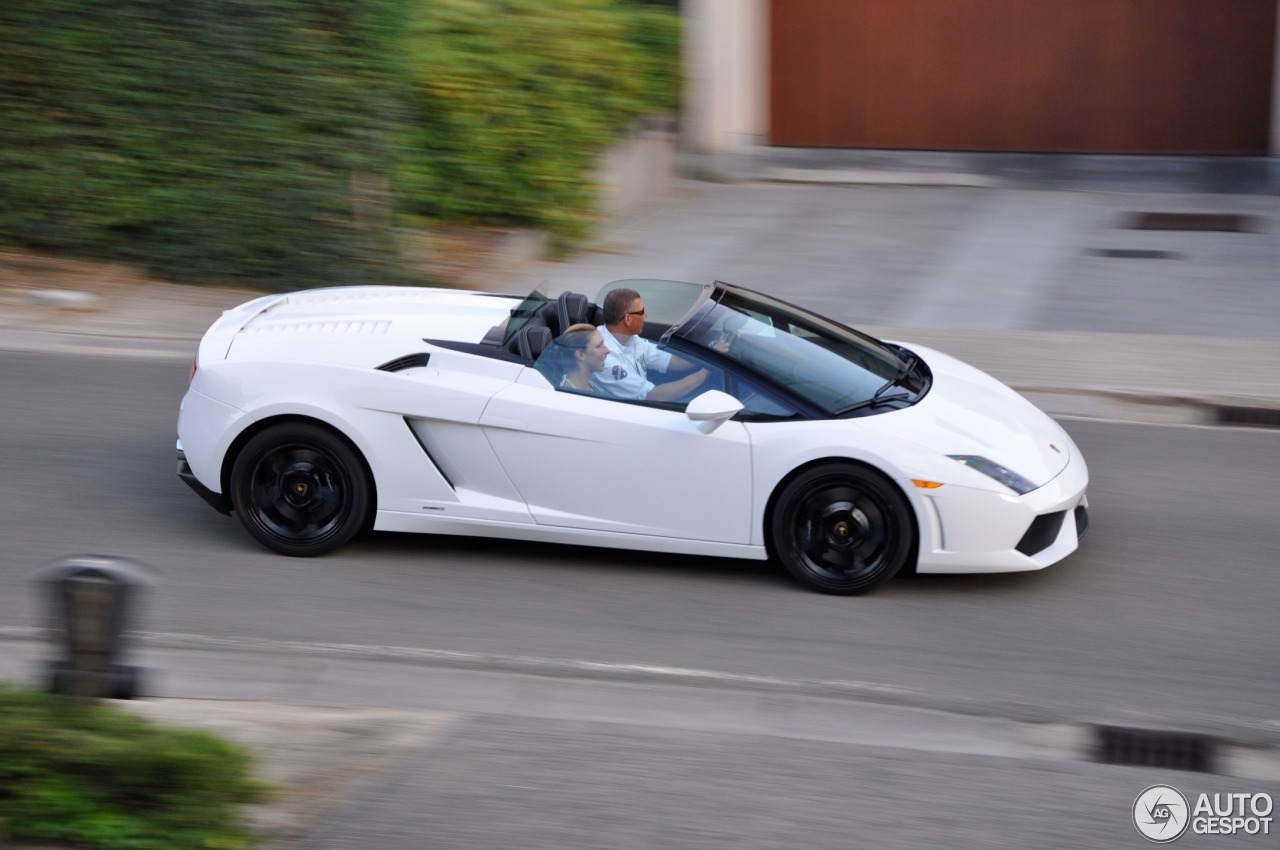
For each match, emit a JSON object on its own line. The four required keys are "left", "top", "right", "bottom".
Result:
{"left": 1134, "top": 785, "right": 1190, "bottom": 842}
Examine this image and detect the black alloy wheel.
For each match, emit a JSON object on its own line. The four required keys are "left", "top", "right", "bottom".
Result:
{"left": 230, "top": 423, "right": 371, "bottom": 556}
{"left": 770, "top": 462, "right": 913, "bottom": 594}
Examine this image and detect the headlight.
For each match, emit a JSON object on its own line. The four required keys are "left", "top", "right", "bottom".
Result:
{"left": 947, "top": 455, "right": 1038, "bottom": 495}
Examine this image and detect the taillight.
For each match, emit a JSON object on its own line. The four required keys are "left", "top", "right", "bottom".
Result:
{"left": 189, "top": 355, "right": 198, "bottom": 384}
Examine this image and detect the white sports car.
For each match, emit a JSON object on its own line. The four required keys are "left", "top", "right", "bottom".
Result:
{"left": 176, "top": 278, "right": 1088, "bottom": 594}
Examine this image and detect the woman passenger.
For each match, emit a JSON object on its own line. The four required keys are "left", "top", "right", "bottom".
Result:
{"left": 537, "top": 323, "right": 608, "bottom": 392}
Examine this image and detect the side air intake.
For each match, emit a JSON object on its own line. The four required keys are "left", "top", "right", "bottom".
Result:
{"left": 376, "top": 353, "right": 432, "bottom": 373}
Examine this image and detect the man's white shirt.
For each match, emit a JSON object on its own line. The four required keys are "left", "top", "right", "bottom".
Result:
{"left": 590, "top": 325, "right": 672, "bottom": 399}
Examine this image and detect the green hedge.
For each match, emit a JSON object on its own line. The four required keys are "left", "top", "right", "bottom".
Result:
{"left": 0, "top": 0, "right": 411, "bottom": 290}
{"left": 395, "top": 0, "right": 681, "bottom": 247}
{"left": 0, "top": 686, "right": 267, "bottom": 850}
{"left": 0, "top": 0, "right": 680, "bottom": 287}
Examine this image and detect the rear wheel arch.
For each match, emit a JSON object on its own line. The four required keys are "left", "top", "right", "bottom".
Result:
{"left": 222, "top": 414, "right": 373, "bottom": 555}
{"left": 221, "top": 416, "right": 374, "bottom": 503}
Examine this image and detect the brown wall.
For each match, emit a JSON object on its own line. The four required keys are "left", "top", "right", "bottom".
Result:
{"left": 770, "top": 0, "right": 1277, "bottom": 153}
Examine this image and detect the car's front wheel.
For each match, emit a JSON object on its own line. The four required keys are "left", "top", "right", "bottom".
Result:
{"left": 230, "top": 422, "right": 371, "bottom": 556}
{"left": 770, "top": 462, "right": 914, "bottom": 594}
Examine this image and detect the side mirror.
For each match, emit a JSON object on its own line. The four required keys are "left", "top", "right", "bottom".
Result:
{"left": 685, "top": 390, "right": 744, "bottom": 433}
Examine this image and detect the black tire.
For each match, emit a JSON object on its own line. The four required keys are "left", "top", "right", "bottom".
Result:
{"left": 230, "top": 422, "right": 371, "bottom": 556}
{"left": 770, "top": 462, "right": 914, "bottom": 595}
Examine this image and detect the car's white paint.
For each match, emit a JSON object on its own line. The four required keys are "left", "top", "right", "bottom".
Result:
{"left": 480, "top": 379, "right": 753, "bottom": 542}
{"left": 179, "top": 284, "right": 1089, "bottom": 576}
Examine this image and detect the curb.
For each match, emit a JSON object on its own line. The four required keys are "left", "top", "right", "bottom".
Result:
{"left": 6, "top": 627, "right": 1276, "bottom": 752}
{"left": 759, "top": 166, "right": 1000, "bottom": 189}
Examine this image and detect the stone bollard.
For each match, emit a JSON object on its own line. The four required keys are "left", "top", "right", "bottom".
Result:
{"left": 32, "top": 555, "right": 154, "bottom": 700}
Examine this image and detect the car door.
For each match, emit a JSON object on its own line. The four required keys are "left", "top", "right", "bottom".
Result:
{"left": 479, "top": 370, "right": 753, "bottom": 543}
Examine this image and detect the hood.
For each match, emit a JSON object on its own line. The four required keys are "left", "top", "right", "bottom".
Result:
{"left": 862, "top": 344, "right": 1074, "bottom": 487}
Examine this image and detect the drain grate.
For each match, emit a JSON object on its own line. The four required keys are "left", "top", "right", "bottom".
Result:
{"left": 1125, "top": 212, "right": 1259, "bottom": 233}
{"left": 1089, "top": 248, "right": 1180, "bottom": 260}
{"left": 1094, "top": 726, "right": 1216, "bottom": 773}
{"left": 1213, "top": 405, "right": 1280, "bottom": 429}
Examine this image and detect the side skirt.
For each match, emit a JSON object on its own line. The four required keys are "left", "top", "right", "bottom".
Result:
{"left": 373, "top": 511, "right": 769, "bottom": 561}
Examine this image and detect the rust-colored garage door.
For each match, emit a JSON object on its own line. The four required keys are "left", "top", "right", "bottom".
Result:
{"left": 770, "top": 0, "right": 1276, "bottom": 153}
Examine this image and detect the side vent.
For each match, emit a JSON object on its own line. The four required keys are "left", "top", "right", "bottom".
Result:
{"left": 376, "top": 353, "right": 432, "bottom": 373}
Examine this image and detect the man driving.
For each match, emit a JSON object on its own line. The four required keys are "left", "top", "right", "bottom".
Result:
{"left": 591, "top": 287, "right": 710, "bottom": 402}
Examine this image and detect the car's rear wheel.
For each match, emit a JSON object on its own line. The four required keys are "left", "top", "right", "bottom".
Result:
{"left": 230, "top": 423, "right": 371, "bottom": 556}
{"left": 770, "top": 462, "right": 913, "bottom": 595}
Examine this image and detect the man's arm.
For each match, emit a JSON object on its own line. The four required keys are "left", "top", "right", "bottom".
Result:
{"left": 666, "top": 353, "right": 700, "bottom": 371}
{"left": 645, "top": 368, "right": 709, "bottom": 402}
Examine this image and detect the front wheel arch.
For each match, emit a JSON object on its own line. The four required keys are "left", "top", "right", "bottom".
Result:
{"left": 764, "top": 459, "right": 918, "bottom": 594}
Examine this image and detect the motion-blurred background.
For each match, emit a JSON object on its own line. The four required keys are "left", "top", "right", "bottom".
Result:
{"left": 2, "top": 2, "right": 1278, "bottom": 849}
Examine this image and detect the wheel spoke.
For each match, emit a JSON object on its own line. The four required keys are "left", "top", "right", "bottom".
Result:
{"left": 274, "top": 500, "right": 310, "bottom": 531}
{"left": 316, "top": 488, "right": 340, "bottom": 514}
{"left": 823, "top": 540, "right": 857, "bottom": 571}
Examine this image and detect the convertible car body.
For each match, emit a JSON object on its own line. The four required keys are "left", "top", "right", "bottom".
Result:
{"left": 176, "top": 278, "right": 1088, "bottom": 594}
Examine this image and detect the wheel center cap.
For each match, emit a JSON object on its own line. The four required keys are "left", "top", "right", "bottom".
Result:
{"left": 281, "top": 468, "right": 316, "bottom": 506}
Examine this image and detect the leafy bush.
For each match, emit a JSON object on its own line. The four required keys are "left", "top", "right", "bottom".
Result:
{"left": 0, "top": 0, "right": 681, "bottom": 285}
{"left": 0, "top": 685, "right": 267, "bottom": 850}
{"left": 395, "top": 0, "right": 681, "bottom": 246}
{"left": 0, "top": 0, "right": 412, "bottom": 291}
{"left": 617, "top": 0, "right": 683, "bottom": 115}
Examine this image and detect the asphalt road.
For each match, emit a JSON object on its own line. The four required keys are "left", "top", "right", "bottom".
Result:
{"left": 2, "top": 349, "right": 1277, "bottom": 738}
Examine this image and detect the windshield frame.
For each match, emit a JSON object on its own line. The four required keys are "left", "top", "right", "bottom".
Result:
{"left": 672, "top": 281, "right": 928, "bottom": 417}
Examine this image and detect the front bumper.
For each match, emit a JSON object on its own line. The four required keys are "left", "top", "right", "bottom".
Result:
{"left": 914, "top": 449, "right": 1089, "bottom": 574}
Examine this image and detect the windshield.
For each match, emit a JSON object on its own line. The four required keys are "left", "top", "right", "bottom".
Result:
{"left": 679, "top": 287, "right": 920, "bottom": 416}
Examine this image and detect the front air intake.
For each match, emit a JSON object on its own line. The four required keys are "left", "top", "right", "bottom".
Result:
{"left": 1015, "top": 511, "right": 1066, "bottom": 557}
